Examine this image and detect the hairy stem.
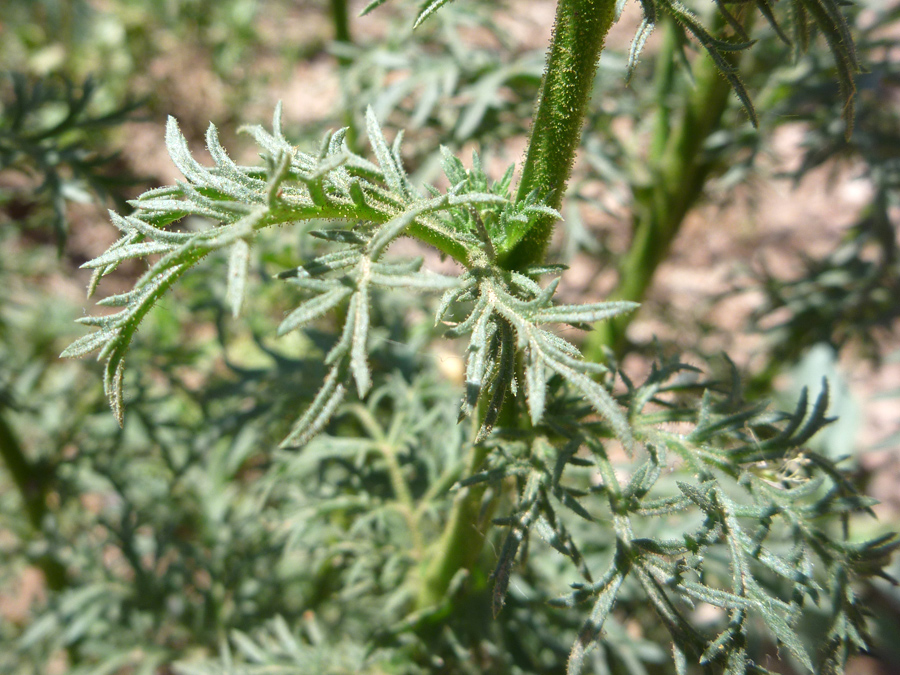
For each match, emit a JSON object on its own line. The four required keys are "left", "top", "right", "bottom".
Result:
{"left": 416, "top": 361, "right": 532, "bottom": 611}
{"left": 417, "top": 0, "right": 618, "bottom": 613}
{"left": 584, "top": 14, "right": 750, "bottom": 359}
{"left": 501, "top": 0, "right": 618, "bottom": 271}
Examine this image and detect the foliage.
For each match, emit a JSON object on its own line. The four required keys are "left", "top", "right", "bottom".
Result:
{"left": 336, "top": 2, "right": 544, "bottom": 150}
{"left": 0, "top": 73, "right": 140, "bottom": 251}
{"left": 748, "top": 2, "right": 900, "bottom": 368}
{"left": 366, "top": 0, "right": 859, "bottom": 130}
{"left": 0, "top": 1, "right": 896, "bottom": 674}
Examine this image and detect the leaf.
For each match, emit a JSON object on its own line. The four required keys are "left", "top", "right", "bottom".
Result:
{"left": 365, "top": 106, "right": 405, "bottom": 197}
{"left": 492, "top": 500, "right": 539, "bottom": 617}
{"left": 534, "top": 300, "right": 639, "bottom": 325}
{"left": 226, "top": 238, "right": 251, "bottom": 318}
{"left": 277, "top": 286, "right": 353, "bottom": 336}
{"left": 80, "top": 242, "right": 173, "bottom": 269}
{"left": 545, "top": 358, "right": 634, "bottom": 453}
{"left": 280, "top": 366, "right": 347, "bottom": 449}
{"left": 60, "top": 328, "right": 119, "bottom": 359}
{"left": 440, "top": 145, "right": 467, "bottom": 186}
{"left": 568, "top": 572, "right": 626, "bottom": 675}
{"left": 478, "top": 321, "right": 515, "bottom": 440}
{"left": 679, "top": 581, "right": 752, "bottom": 611}
{"left": 627, "top": 18, "right": 656, "bottom": 82}
{"left": 748, "top": 585, "right": 813, "bottom": 672}
{"left": 656, "top": 0, "right": 759, "bottom": 126}
{"left": 350, "top": 284, "right": 372, "bottom": 397}
{"left": 524, "top": 349, "right": 547, "bottom": 426}
{"left": 413, "top": 0, "right": 457, "bottom": 28}
{"left": 359, "top": 0, "right": 389, "bottom": 17}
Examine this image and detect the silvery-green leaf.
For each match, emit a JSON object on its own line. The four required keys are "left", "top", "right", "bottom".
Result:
{"left": 81, "top": 242, "right": 173, "bottom": 269}
{"left": 627, "top": 18, "right": 655, "bottom": 82}
{"left": 535, "top": 300, "right": 639, "bottom": 325}
{"left": 278, "top": 287, "right": 354, "bottom": 336}
{"left": 365, "top": 106, "right": 404, "bottom": 196}
{"left": 226, "top": 239, "right": 250, "bottom": 318}
{"left": 524, "top": 350, "right": 547, "bottom": 426}
{"left": 440, "top": 145, "right": 467, "bottom": 186}
{"left": 350, "top": 283, "right": 372, "bottom": 397}
{"left": 546, "top": 359, "right": 634, "bottom": 454}
{"left": 280, "top": 366, "right": 346, "bottom": 449}
{"left": 371, "top": 270, "right": 457, "bottom": 290}
{"left": 567, "top": 572, "right": 626, "bottom": 675}
{"left": 60, "top": 329, "right": 119, "bottom": 359}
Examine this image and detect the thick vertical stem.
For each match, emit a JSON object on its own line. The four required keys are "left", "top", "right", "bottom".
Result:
{"left": 416, "top": 368, "right": 526, "bottom": 611}
{"left": 0, "top": 412, "right": 47, "bottom": 531}
{"left": 330, "top": 0, "right": 352, "bottom": 48}
{"left": 501, "top": 0, "right": 618, "bottom": 271}
{"left": 584, "top": 14, "right": 750, "bottom": 359}
{"left": 418, "top": 0, "right": 619, "bottom": 613}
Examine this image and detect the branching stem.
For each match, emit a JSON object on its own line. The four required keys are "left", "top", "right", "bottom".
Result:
{"left": 417, "top": 429, "right": 493, "bottom": 610}
{"left": 418, "top": 0, "right": 619, "bottom": 614}
{"left": 349, "top": 403, "right": 424, "bottom": 555}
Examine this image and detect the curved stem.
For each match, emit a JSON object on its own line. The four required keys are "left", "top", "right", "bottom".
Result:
{"left": 501, "top": 0, "right": 618, "bottom": 271}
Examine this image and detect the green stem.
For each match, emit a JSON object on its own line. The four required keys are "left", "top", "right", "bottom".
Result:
{"left": 584, "top": 14, "right": 750, "bottom": 359}
{"left": 501, "top": 0, "right": 618, "bottom": 271}
{"left": 416, "top": 368, "right": 528, "bottom": 611}
{"left": 0, "top": 409, "right": 67, "bottom": 590}
{"left": 330, "top": 0, "right": 351, "bottom": 47}
{"left": 349, "top": 403, "right": 425, "bottom": 555}
{"left": 417, "top": 433, "right": 493, "bottom": 610}
{"left": 417, "top": 0, "right": 619, "bottom": 613}
{"left": 0, "top": 412, "right": 46, "bottom": 531}
{"left": 330, "top": 0, "right": 359, "bottom": 148}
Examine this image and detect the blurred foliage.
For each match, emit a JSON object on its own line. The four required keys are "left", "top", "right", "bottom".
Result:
{"left": 0, "top": 0, "right": 268, "bottom": 99}
{"left": 0, "top": 73, "right": 141, "bottom": 252}
{"left": 748, "top": 1, "right": 900, "bottom": 368}
{"left": 0, "top": 1, "right": 897, "bottom": 675}
{"left": 335, "top": 4, "right": 543, "bottom": 154}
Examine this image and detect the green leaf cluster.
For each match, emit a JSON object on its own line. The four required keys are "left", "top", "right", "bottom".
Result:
{"left": 63, "top": 104, "right": 621, "bottom": 451}
{"left": 467, "top": 359, "right": 897, "bottom": 674}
